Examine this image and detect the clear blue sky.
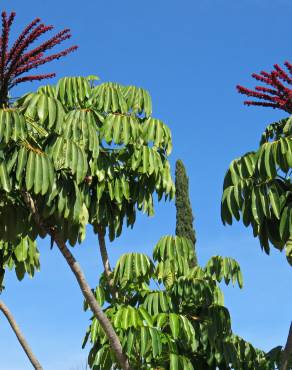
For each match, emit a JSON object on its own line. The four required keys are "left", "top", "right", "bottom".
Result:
{"left": 1, "top": 1, "right": 291, "bottom": 369}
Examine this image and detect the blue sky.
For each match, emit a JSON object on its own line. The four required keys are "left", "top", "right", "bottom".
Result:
{"left": 1, "top": 1, "right": 292, "bottom": 369}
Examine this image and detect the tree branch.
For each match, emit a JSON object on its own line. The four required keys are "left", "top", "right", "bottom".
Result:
{"left": 0, "top": 300, "right": 43, "bottom": 370}
{"left": 280, "top": 321, "right": 292, "bottom": 370}
{"left": 96, "top": 225, "right": 118, "bottom": 301}
{"left": 22, "top": 191, "right": 131, "bottom": 370}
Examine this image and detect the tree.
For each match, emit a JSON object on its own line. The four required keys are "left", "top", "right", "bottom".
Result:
{"left": 221, "top": 61, "right": 292, "bottom": 370}
{"left": 175, "top": 159, "right": 197, "bottom": 264}
{"left": 82, "top": 156, "right": 287, "bottom": 369}
{"left": 221, "top": 62, "right": 292, "bottom": 267}
{"left": 0, "top": 10, "right": 174, "bottom": 369}
{"left": 0, "top": 10, "right": 76, "bottom": 369}
{"left": 83, "top": 235, "right": 282, "bottom": 369}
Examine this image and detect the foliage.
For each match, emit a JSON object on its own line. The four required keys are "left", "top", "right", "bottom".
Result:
{"left": 83, "top": 235, "right": 282, "bottom": 370}
{"left": 221, "top": 113, "right": 292, "bottom": 266}
{"left": 0, "top": 237, "right": 40, "bottom": 291}
{"left": 0, "top": 75, "right": 174, "bottom": 289}
{"left": 175, "top": 159, "right": 197, "bottom": 264}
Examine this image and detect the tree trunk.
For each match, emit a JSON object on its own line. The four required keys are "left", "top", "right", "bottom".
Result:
{"left": 22, "top": 191, "right": 131, "bottom": 370}
{"left": 0, "top": 300, "right": 43, "bottom": 370}
{"left": 280, "top": 322, "right": 292, "bottom": 370}
{"left": 96, "top": 225, "right": 118, "bottom": 300}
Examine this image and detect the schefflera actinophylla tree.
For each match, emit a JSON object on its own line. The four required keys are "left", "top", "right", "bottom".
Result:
{"left": 3, "top": 73, "right": 174, "bottom": 368}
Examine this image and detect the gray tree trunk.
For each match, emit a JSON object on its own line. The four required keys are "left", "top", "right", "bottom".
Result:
{"left": 22, "top": 191, "right": 131, "bottom": 370}
{"left": 0, "top": 300, "right": 43, "bottom": 370}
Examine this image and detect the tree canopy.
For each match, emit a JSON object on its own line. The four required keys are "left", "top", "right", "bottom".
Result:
{"left": 83, "top": 235, "right": 282, "bottom": 370}
{"left": 222, "top": 62, "right": 292, "bottom": 267}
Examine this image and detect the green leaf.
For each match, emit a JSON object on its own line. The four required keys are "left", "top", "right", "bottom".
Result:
{"left": 268, "top": 184, "right": 280, "bottom": 219}
{"left": 0, "top": 162, "right": 11, "bottom": 192}
{"left": 280, "top": 206, "right": 290, "bottom": 241}
{"left": 169, "top": 313, "right": 180, "bottom": 339}
{"left": 34, "top": 153, "right": 43, "bottom": 194}
{"left": 170, "top": 353, "right": 179, "bottom": 370}
{"left": 14, "top": 239, "right": 28, "bottom": 262}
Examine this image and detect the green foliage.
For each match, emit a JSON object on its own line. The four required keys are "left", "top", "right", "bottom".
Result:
{"left": 221, "top": 116, "right": 292, "bottom": 265}
{"left": 0, "top": 76, "right": 174, "bottom": 286}
{"left": 175, "top": 160, "right": 197, "bottom": 264}
{"left": 0, "top": 237, "right": 40, "bottom": 291}
{"left": 83, "top": 235, "right": 279, "bottom": 370}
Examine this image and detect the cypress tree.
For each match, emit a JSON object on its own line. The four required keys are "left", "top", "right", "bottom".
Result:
{"left": 175, "top": 159, "right": 198, "bottom": 265}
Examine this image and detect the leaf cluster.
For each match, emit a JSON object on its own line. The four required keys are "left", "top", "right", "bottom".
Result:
{"left": 83, "top": 236, "right": 280, "bottom": 370}
{"left": 0, "top": 76, "right": 174, "bottom": 287}
{"left": 221, "top": 117, "right": 292, "bottom": 265}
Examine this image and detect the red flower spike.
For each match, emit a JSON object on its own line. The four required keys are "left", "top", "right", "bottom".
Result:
{"left": 11, "top": 73, "right": 56, "bottom": 87}
{"left": 0, "top": 10, "right": 78, "bottom": 107}
{"left": 237, "top": 62, "right": 292, "bottom": 113}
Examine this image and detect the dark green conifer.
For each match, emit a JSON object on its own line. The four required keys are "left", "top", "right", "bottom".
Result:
{"left": 175, "top": 159, "right": 197, "bottom": 265}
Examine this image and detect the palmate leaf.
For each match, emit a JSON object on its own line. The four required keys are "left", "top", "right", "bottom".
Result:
{"left": 3, "top": 144, "right": 55, "bottom": 195}
{"left": 113, "top": 310, "right": 198, "bottom": 360}
{"left": 88, "top": 345, "right": 112, "bottom": 370}
{"left": 0, "top": 199, "right": 37, "bottom": 243}
{"left": 0, "top": 109, "right": 27, "bottom": 143}
{"left": 37, "top": 84, "right": 57, "bottom": 97}
{"left": 47, "top": 136, "right": 88, "bottom": 183}
{"left": 92, "top": 82, "right": 128, "bottom": 114}
{"left": 260, "top": 118, "right": 289, "bottom": 144}
{"left": 167, "top": 313, "right": 198, "bottom": 350}
{"left": 120, "top": 85, "right": 152, "bottom": 117}
{"left": 56, "top": 76, "right": 92, "bottom": 108}
{"left": 130, "top": 145, "right": 165, "bottom": 176}
{"left": 204, "top": 256, "right": 243, "bottom": 288}
{"left": 18, "top": 92, "right": 65, "bottom": 132}
{"left": 224, "top": 334, "right": 275, "bottom": 370}
{"left": 171, "top": 276, "right": 214, "bottom": 306}
{"left": 256, "top": 138, "right": 292, "bottom": 178}
{"left": 24, "top": 149, "right": 55, "bottom": 195}
{"left": 100, "top": 113, "right": 139, "bottom": 145}
{"left": 0, "top": 236, "right": 40, "bottom": 288}
{"left": 141, "top": 117, "right": 172, "bottom": 155}
{"left": 205, "top": 305, "right": 232, "bottom": 338}
{"left": 156, "top": 255, "right": 191, "bottom": 284}
{"left": 153, "top": 235, "right": 196, "bottom": 263}
{"left": 169, "top": 353, "right": 194, "bottom": 370}
{"left": 48, "top": 212, "right": 87, "bottom": 247}
{"left": 91, "top": 82, "right": 153, "bottom": 117}
{"left": 90, "top": 193, "right": 136, "bottom": 242}
{"left": 63, "top": 109, "right": 99, "bottom": 156}
{"left": 112, "top": 306, "right": 143, "bottom": 330}
{"left": 43, "top": 181, "right": 90, "bottom": 245}
{"left": 113, "top": 253, "right": 154, "bottom": 287}
{"left": 133, "top": 326, "right": 163, "bottom": 359}
{"left": 86, "top": 307, "right": 165, "bottom": 366}
{"left": 142, "top": 291, "right": 174, "bottom": 315}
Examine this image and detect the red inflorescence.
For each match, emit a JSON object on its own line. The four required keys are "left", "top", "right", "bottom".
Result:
{"left": 0, "top": 10, "right": 78, "bottom": 99}
{"left": 237, "top": 62, "right": 292, "bottom": 113}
